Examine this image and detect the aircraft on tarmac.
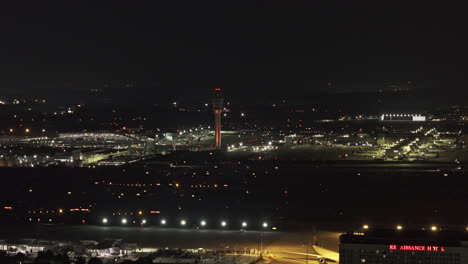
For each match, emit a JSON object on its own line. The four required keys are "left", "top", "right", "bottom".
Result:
{"left": 286, "top": 245, "right": 339, "bottom": 263}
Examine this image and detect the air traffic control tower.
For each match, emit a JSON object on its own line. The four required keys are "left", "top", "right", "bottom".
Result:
{"left": 212, "top": 88, "right": 224, "bottom": 149}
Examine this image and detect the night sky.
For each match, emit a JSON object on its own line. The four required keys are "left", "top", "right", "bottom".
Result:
{"left": 0, "top": 1, "right": 467, "bottom": 101}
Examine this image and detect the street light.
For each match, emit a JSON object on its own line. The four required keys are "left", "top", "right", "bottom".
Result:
{"left": 302, "top": 243, "right": 311, "bottom": 264}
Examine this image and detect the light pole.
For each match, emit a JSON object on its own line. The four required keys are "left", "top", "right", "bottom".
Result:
{"left": 259, "top": 231, "right": 263, "bottom": 253}
{"left": 302, "top": 242, "right": 310, "bottom": 264}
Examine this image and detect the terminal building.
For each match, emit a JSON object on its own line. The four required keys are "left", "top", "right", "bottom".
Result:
{"left": 381, "top": 114, "right": 426, "bottom": 121}
{"left": 340, "top": 230, "right": 468, "bottom": 264}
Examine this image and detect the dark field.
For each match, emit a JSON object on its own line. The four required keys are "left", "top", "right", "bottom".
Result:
{"left": 0, "top": 160, "right": 466, "bottom": 231}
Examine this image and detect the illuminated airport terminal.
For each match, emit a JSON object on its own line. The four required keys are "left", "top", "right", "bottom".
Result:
{"left": 380, "top": 113, "right": 427, "bottom": 121}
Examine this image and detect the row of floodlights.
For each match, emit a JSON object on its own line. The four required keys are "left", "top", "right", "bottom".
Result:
{"left": 102, "top": 218, "right": 270, "bottom": 229}
{"left": 362, "top": 224, "right": 405, "bottom": 230}
{"left": 382, "top": 114, "right": 421, "bottom": 117}
{"left": 362, "top": 224, "right": 455, "bottom": 231}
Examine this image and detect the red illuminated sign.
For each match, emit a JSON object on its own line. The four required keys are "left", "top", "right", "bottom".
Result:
{"left": 389, "top": 245, "right": 445, "bottom": 252}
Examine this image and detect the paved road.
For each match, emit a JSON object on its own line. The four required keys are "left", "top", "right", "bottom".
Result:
{"left": 262, "top": 230, "right": 340, "bottom": 264}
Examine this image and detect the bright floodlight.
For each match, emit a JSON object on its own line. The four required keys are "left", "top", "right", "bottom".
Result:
{"left": 242, "top": 222, "right": 247, "bottom": 227}
{"left": 102, "top": 218, "right": 108, "bottom": 224}
{"left": 142, "top": 219, "right": 147, "bottom": 224}
{"left": 262, "top": 222, "right": 268, "bottom": 228}
{"left": 122, "top": 218, "right": 127, "bottom": 224}
{"left": 181, "top": 220, "right": 186, "bottom": 226}
{"left": 221, "top": 221, "right": 227, "bottom": 227}
{"left": 201, "top": 220, "right": 206, "bottom": 226}
{"left": 161, "top": 219, "right": 167, "bottom": 225}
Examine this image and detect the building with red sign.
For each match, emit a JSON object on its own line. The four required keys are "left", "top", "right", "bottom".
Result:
{"left": 339, "top": 230, "right": 468, "bottom": 264}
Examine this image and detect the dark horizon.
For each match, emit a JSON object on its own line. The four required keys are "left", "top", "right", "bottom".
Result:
{"left": 1, "top": 1, "right": 467, "bottom": 101}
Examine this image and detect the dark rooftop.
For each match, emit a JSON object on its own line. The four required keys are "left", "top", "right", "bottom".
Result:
{"left": 340, "top": 229, "right": 468, "bottom": 247}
